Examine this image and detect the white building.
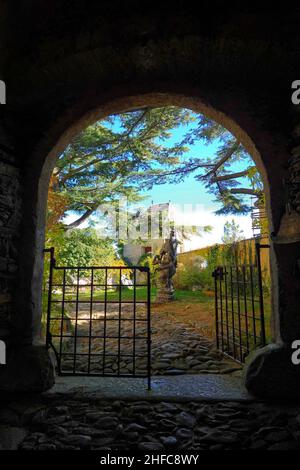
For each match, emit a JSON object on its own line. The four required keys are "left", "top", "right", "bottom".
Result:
{"left": 123, "top": 202, "right": 204, "bottom": 264}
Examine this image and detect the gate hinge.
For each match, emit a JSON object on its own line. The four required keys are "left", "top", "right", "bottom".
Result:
{"left": 212, "top": 266, "right": 224, "bottom": 280}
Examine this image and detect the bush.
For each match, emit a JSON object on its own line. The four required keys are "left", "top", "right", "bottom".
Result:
{"left": 44, "top": 228, "right": 121, "bottom": 284}
{"left": 173, "top": 265, "right": 209, "bottom": 291}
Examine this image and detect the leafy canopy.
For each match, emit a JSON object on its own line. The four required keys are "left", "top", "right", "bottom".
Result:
{"left": 47, "top": 107, "right": 263, "bottom": 236}
{"left": 49, "top": 107, "right": 193, "bottom": 230}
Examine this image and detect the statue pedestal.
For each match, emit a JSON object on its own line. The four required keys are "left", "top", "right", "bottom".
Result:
{"left": 155, "top": 286, "right": 175, "bottom": 303}
{"left": 153, "top": 230, "right": 178, "bottom": 304}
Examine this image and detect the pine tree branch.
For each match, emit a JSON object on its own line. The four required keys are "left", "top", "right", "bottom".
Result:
{"left": 124, "top": 108, "right": 150, "bottom": 139}
{"left": 142, "top": 162, "right": 214, "bottom": 179}
{"left": 206, "top": 141, "right": 241, "bottom": 176}
{"left": 210, "top": 169, "right": 250, "bottom": 183}
{"left": 59, "top": 110, "right": 150, "bottom": 185}
{"left": 65, "top": 205, "right": 99, "bottom": 229}
{"left": 60, "top": 156, "right": 111, "bottom": 184}
{"left": 229, "top": 188, "right": 258, "bottom": 196}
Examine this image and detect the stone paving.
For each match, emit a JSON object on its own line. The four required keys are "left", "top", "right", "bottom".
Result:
{"left": 57, "top": 304, "right": 241, "bottom": 376}
{"left": 48, "top": 374, "right": 252, "bottom": 401}
{"left": 3, "top": 302, "right": 294, "bottom": 451}
{"left": 2, "top": 396, "right": 300, "bottom": 450}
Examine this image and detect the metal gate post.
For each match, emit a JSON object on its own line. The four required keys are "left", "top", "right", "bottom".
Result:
{"left": 147, "top": 267, "right": 151, "bottom": 391}
{"left": 213, "top": 267, "right": 221, "bottom": 349}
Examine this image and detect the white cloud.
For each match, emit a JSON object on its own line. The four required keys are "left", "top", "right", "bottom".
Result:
{"left": 169, "top": 204, "right": 253, "bottom": 250}
{"left": 63, "top": 203, "right": 253, "bottom": 250}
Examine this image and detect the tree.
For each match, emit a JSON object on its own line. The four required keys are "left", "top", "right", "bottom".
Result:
{"left": 46, "top": 174, "right": 70, "bottom": 233}
{"left": 44, "top": 228, "right": 123, "bottom": 283}
{"left": 222, "top": 220, "right": 245, "bottom": 245}
{"left": 48, "top": 107, "right": 264, "bottom": 237}
{"left": 56, "top": 228, "right": 117, "bottom": 267}
{"left": 51, "top": 107, "right": 193, "bottom": 229}
{"left": 140, "top": 114, "right": 263, "bottom": 214}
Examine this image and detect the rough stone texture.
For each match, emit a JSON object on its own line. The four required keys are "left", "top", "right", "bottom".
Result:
{"left": 153, "top": 230, "right": 178, "bottom": 303}
{"left": 1, "top": 395, "right": 300, "bottom": 451}
{"left": 0, "top": 425, "right": 27, "bottom": 450}
{"left": 0, "top": 3, "right": 299, "bottom": 395}
{"left": 45, "top": 374, "right": 252, "bottom": 402}
{"left": 55, "top": 303, "right": 241, "bottom": 377}
{"left": 0, "top": 345, "right": 55, "bottom": 393}
{"left": 0, "top": 135, "right": 21, "bottom": 349}
{"left": 245, "top": 344, "right": 300, "bottom": 399}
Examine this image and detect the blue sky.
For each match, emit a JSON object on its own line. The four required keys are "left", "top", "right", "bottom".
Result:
{"left": 140, "top": 127, "right": 220, "bottom": 208}
{"left": 64, "top": 109, "right": 255, "bottom": 246}
{"left": 136, "top": 116, "right": 254, "bottom": 245}
{"left": 129, "top": 114, "right": 252, "bottom": 209}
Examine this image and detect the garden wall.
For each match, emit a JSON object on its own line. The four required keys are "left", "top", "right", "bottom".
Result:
{"left": 174, "top": 237, "right": 270, "bottom": 291}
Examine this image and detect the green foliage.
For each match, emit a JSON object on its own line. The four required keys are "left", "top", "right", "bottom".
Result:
{"left": 180, "top": 116, "right": 261, "bottom": 214}
{"left": 44, "top": 228, "right": 119, "bottom": 284}
{"left": 174, "top": 242, "right": 244, "bottom": 292}
{"left": 140, "top": 113, "right": 263, "bottom": 215}
{"left": 138, "top": 253, "right": 157, "bottom": 282}
{"left": 56, "top": 228, "right": 116, "bottom": 267}
{"left": 53, "top": 107, "right": 194, "bottom": 228}
{"left": 222, "top": 219, "right": 245, "bottom": 245}
{"left": 173, "top": 265, "right": 205, "bottom": 291}
{"left": 50, "top": 106, "right": 263, "bottom": 234}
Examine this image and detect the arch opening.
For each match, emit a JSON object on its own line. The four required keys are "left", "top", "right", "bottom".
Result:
{"left": 32, "top": 94, "right": 276, "bottom": 384}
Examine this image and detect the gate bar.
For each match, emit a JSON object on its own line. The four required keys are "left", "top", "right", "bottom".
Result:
{"left": 213, "top": 269, "right": 219, "bottom": 349}
{"left": 147, "top": 267, "right": 151, "bottom": 391}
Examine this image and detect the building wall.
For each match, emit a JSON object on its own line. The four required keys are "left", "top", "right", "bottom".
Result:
{"left": 123, "top": 239, "right": 165, "bottom": 265}
{"left": 123, "top": 244, "right": 144, "bottom": 265}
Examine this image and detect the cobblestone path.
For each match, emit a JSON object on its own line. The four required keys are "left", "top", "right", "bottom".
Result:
{"left": 1, "top": 397, "right": 299, "bottom": 451}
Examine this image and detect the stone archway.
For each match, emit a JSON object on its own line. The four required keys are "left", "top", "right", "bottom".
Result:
{"left": 11, "top": 91, "right": 284, "bottom": 394}
{"left": 0, "top": 5, "right": 299, "bottom": 397}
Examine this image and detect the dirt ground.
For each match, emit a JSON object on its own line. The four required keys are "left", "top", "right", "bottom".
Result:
{"left": 152, "top": 294, "right": 216, "bottom": 339}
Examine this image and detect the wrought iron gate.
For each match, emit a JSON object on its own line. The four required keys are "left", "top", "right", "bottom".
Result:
{"left": 44, "top": 248, "right": 151, "bottom": 388}
{"left": 213, "top": 243, "right": 269, "bottom": 363}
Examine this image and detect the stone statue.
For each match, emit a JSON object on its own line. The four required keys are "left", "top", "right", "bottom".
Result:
{"left": 153, "top": 229, "right": 178, "bottom": 302}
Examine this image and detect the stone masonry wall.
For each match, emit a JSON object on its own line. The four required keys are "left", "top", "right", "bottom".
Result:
{"left": 0, "top": 125, "right": 21, "bottom": 348}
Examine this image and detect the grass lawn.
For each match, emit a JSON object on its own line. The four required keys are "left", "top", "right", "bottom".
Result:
{"left": 44, "top": 286, "right": 213, "bottom": 304}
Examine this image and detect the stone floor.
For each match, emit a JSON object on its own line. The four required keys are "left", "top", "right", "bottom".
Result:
{"left": 47, "top": 374, "right": 252, "bottom": 401}
{"left": 3, "top": 301, "right": 293, "bottom": 451}
{"left": 1, "top": 395, "right": 300, "bottom": 451}
{"left": 57, "top": 303, "right": 241, "bottom": 376}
